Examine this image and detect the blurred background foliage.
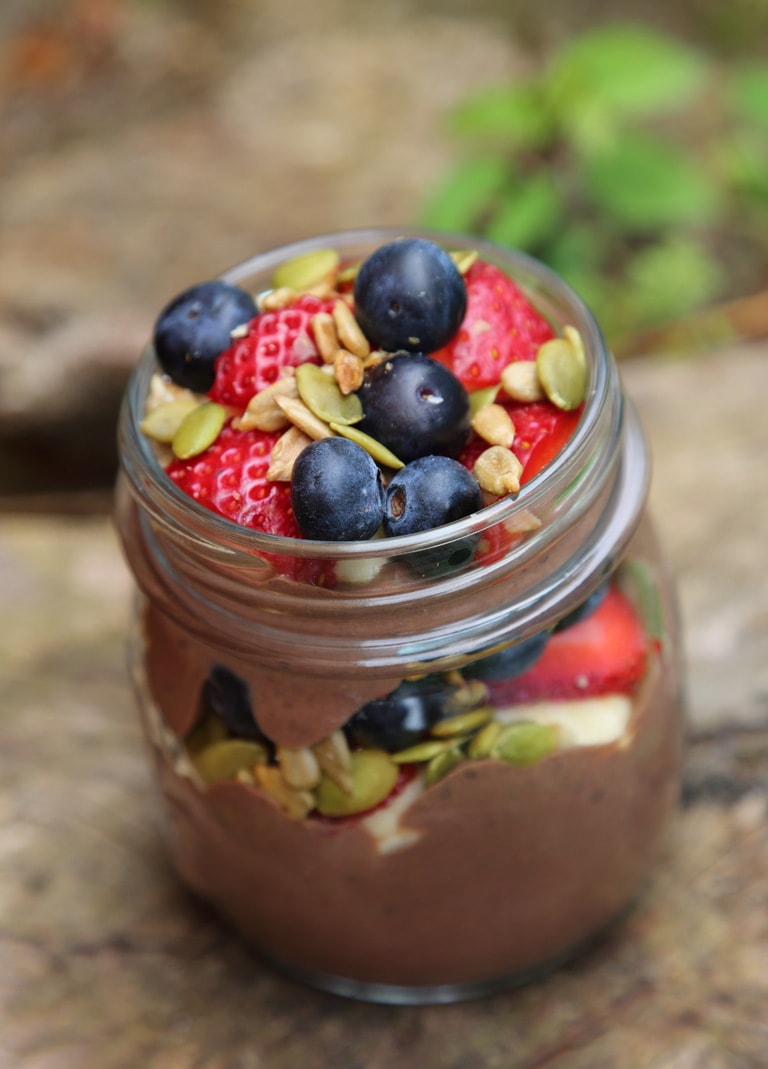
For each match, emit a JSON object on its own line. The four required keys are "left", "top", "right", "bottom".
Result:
{"left": 421, "top": 22, "right": 768, "bottom": 353}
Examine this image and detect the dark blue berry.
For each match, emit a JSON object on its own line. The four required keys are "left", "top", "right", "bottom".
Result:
{"left": 384, "top": 455, "right": 482, "bottom": 538}
{"left": 291, "top": 437, "right": 385, "bottom": 541}
{"left": 201, "top": 665, "right": 269, "bottom": 743}
{"left": 357, "top": 352, "right": 470, "bottom": 463}
{"left": 554, "top": 580, "right": 611, "bottom": 632}
{"left": 153, "top": 280, "right": 257, "bottom": 392}
{"left": 467, "top": 631, "right": 550, "bottom": 682}
{"left": 383, "top": 455, "right": 482, "bottom": 575}
{"left": 345, "top": 677, "right": 456, "bottom": 751}
{"left": 354, "top": 238, "right": 467, "bottom": 354}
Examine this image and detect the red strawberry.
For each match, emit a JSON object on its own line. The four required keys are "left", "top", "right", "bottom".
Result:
{"left": 208, "top": 294, "right": 334, "bottom": 409}
{"left": 167, "top": 423, "right": 298, "bottom": 534}
{"left": 458, "top": 401, "right": 582, "bottom": 479}
{"left": 486, "top": 586, "right": 649, "bottom": 705}
{"left": 432, "top": 260, "right": 555, "bottom": 390}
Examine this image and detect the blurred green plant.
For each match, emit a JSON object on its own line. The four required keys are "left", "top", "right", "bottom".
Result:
{"left": 421, "top": 24, "right": 768, "bottom": 353}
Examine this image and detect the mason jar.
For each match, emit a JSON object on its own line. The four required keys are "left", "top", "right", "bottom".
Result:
{"left": 114, "top": 228, "right": 683, "bottom": 1004}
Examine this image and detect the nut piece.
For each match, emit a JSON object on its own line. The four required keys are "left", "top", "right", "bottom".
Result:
{"left": 334, "top": 349, "right": 365, "bottom": 395}
{"left": 500, "top": 361, "right": 546, "bottom": 403}
{"left": 311, "top": 311, "right": 340, "bottom": 363}
{"left": 473, "top": 446, "right": 523, "bottom": 496}
{"left": 277, "top": 745, "right": 322, "bottom": 790}
{"left": 274, "top": 394, "right": 335, "bottom": 440}
{"left": 258, "top": 286, "right": 297, "bottom": 312}
{"left": 333, "top": 299, "right": 371, "bottom": 358}
{"left": 255, "top": 766, "right": 316, "bottom": 820}
{"left": 266, "top": 425, "right": 313, "bottom": 481}
{"left": 471, "top": 403, "right": 516, "bottom": 448}
{"left": 312, "top": 731, "right": 353, "bottom": 793}
{"left": 234, "top": 372, "right": 298, "bottom": 432}
{"left": 443, "top": 680, "right": 489, "bottom": 715}
{"left": 145, "top": 372, "right": 200, "bottom": 413}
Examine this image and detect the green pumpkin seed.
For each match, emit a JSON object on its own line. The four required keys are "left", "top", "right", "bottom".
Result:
{"left": 192, "top": 739, "right": 270, "bottom": 785}
{"left": 295, "top": 363, "right": 363, "bottom": 426}
{"left": 329, "top": 422, "right": 405, "bottom": 469}
{"left": 536, "top": 338, "right": 587, "bottom": 411}
{"left": 315, "top": 750, "right": 399, "bottom": 817}
{"left": 424, "top": 746, "right": 464, "bottom": 787}
{"left": 468, "top": 385, "right": 500, "bottom": 418}
{"left": 172, "top": 401, "right": 229, "bottom": 459}
{"left": 450, "top": 249, "right": 479, "bottom": 275}
{"left": 391, "top": 737, "right": 469, "bottom": 764}
{"left": 493, "top": 722, "right": 559, "bottom": 766}
{"left": 467, "top": 719, "right": 504, "bottom": 759}
{"left": 336, "top": 260, "right": 362, "bottom": 285}
{"left": 431, "top": 707, "right": 493, "bottom": 738}
{"left": 272, "top": 248, "right": 340, "bottom": 292}
{"left": 140, "top": 398, "right": 202, "bottom": 443}
{"left": 184, "top": 713, "right": 228, "bottom": 755}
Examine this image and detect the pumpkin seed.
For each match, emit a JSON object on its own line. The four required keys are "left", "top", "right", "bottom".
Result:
{"left": 315, "top": 750, "right": 398, "bottom": 817}
{"left": 329, "top": 422, "right": 405, "bottom": 469}
{"left": 272, "top": 248, "right": 340, "bottom": 292}
{"left": 140, "top": 398, "right": 201, "bottom": 443}
{"left": 424, "top": 746, "right": 464, "bottom": 787}
{"left": 391, "top": 737, "right": 469, "bottom": 764}
{"left": 468, "top": 385, "right": 499, "bottom": 418}
{"left": 467, "top": 719, "right": 504, "bottom": 759}
{"left": 493, "top": 722, "right": 559, "bottom": 766}
{"left": 296, "top": 362, "right": 363, "bottom": 426}
{"left": 536, "top": 337, "right": 587, "bottom": 411}
{"left": 336, "top": 260, "right": 362, "bottom": 285}
{"left": 172, "top": 401, "right": 229, "bottom": 459}
{"left": 192, "top": 738, "right": 270, "bottom": 785}
{"left": 184, "top": 713, "right": 228, "bottom": 755}
{"left": 431, "top": 707, "right": 493, "bottom": 738}
{"left": 450, "top": 249, "right": 479, "bottom": 275}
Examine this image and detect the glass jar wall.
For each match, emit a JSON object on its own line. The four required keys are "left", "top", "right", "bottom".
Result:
{"left": 115, "top": 230, "right": 683, "bottom": 1003}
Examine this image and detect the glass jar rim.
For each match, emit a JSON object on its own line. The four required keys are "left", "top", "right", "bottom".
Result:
{"left": 118, "top": 227, "right": 614, "bottom": 564}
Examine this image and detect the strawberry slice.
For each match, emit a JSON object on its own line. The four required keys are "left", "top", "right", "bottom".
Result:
{"left": 432, "top": 260, "right": 555, "bottom": 390}
{"left": 486, "top": 586, "right": 649, "bottom": 705}
{"left": 208, "top": 293, "right": 334, "bottom": 409}
{"left": 167, "top": 424, "right": 334, "bottom": 584}
{"left": 458, "top": 401, "right": 582, "bottom": 479}
{"left": 515, "top": 403, "right": 582, "bottom": 481}
{"left": 167, "top": 424, "right": 298, "bottom": 534}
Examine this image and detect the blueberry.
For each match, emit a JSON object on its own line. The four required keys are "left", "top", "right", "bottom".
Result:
{"left": 345, "top": 677, "right": 456, "bottom": 750}
{"left": 291, "top": 437, "right": 385, "bottom": 541}
{"left": 384, "top": 455, "right": 482, "bottom": 575}
{"left": 467, "top": 631, "right": 550, "bottom": 682}
{"left": 153, "top": 280, "right": 257, "bottom": 392}
{"left": 554, "top": 579, "right": 611, "bottom": 632}
{"left": 357, "top": 352, "right": 470, "bottom": 463}
{"left": 354, "top": 238, "right": 467, "bottom": 354}
{"left": 384, "top": 455, "right": 482, "bottom": 538}
{"left": 201, "top": 665, "right": 269, "bottom": 743}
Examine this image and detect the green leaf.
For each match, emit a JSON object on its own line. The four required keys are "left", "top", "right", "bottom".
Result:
{"left": 583, "top": 133, "right": 722, "bottom": 230}
{"left": 449, "top": 84, "right": 553, "bottom": 150}
{"left": 551, "top": 24, "right": 708, "bottom": 121}
{"left": 729, "top": 63, "right": 768, "bottom": 128}
{"left": 485, "top": 173, "right": 562, "bottom": 250}
{"left": 420, "top": 157, "right": 511, "bottom": 232}
{"left": 625, "top": 237, "right": 725, "bottom": 324}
